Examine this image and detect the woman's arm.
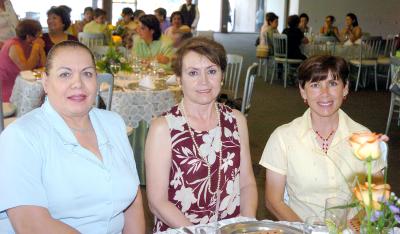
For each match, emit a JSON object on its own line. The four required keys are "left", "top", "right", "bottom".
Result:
{"left": 145, "top": 117, "right": 193, "bottom": 228}
{"left": 265, "top": 169, "right": 302, "bottom": 221}
{"left": 122, "top": 188, "right": 145, "bottom": 234}
{"left": 233, "top": 110, "right": 258, "bottom": 217}
{"left": 7, "top": 206, "right": 79, "bottom": 234}
{"left": 350, "top": 26, "right": 362, "bottom": 42}
{"left": 9, "top": 38, "right": 45, "bottom": 70}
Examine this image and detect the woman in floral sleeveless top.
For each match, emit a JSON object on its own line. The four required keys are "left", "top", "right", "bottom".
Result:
{"left": 145, "top": 37, "right": 257, "bottom": 232}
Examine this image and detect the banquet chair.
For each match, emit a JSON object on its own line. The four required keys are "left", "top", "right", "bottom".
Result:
{"left": 377, "top": 35, "right": 397, "bottom": 89}
{"left": 270, "top": 34, "right": 303, "bottom": 88}
{"left": 349, "top": 36, "right": 382, "bottom": 91}
{"left": 96, "top": 73, "right": 134, "bottom": 136}
{"left": 385, "top": 56, "right": 400, "bottom": 135}
{"left": 222, "top": 54, "right": 243, "bottom": 99}
{"left": 78, "top": 32, "right": 105, "bottom": 51}
{"left": 240, "top": 63, "right": 258, "bottom": 115}
{"left": 96, "top": 73, "right": 114, "bottom": 110}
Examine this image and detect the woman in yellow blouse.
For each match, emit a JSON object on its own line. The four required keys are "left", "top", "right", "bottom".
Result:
{"left": 260, "top": 55, "right": 385, "bottom": 221}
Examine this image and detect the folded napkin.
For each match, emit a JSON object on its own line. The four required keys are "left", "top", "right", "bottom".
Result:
{"left": 139, "top": 75, "right": 155, "bottom": 90}
{"left": 166, "top": 75, "right": 178, "bottom": 86}
{"left": 19, "top": 70, "right": 37, "bottom": 81}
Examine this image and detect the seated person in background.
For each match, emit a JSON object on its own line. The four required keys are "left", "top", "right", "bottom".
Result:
{"left": 132, "top": 9, "right": 145, "bottom": 33}
{"left": 164, "top": 11, "right": 184, "bottom": 40}
{"left": 83, "top": 8, "right": 107, "bottom": 34}
{"left": 0, "top": 19, "right": 45, "bottom": 102}
{"left": 132, "top": 14, "right": 174, "bottom": 70}
{"left": 145, "top": 37, "right": 257, "bottom": 232}
{"left": 282, "top": 15, "right": 307, "bottom": 60}
{"left": 259, "top": 12, "right": 279, "bottom": 55}
{"left": 320, "top": 15, "right": 340, "bottom": 40}
{"left": 0, "top": 40, "right": 145, "bottom": 233}
{"left": 116, "top": 7, "right": 136, "bottom": 48}
{"left": 42, "top": 6, "right": 78, "bottom": 55}
{"left": 341, "top": 13, "right": 362, "bottom": 44}
{"left": 73, "top": 7, "right": 94, "bottom": 35}
{"left": 154, "top": 7, "right": 170, "bottom": 33}
{"left": 299, "top": 13, "right": 311, "bottom": 33}
{"left": 260, "top": 55, "right": 385, "bottom": 221}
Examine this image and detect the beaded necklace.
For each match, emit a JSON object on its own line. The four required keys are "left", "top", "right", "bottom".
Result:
{"left": 314, "top": 130, "right": 335, "bottom": 154}
{"left": 179, "top": 100, "right": 222, "bottom": 195}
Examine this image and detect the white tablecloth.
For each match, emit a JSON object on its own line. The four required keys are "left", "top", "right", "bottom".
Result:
{"left": 100, "top": 86, "right": 181, "bottom": 128}
{"left": 10, "top": 75, "right": 44, "bottom": 117}
{"left": 9, "top": 74, "right": 182, "bottom": 128}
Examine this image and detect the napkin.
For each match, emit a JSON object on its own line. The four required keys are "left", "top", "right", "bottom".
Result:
{"left": 19, "top": 70, "right": 37, "bottom": 81}
{"left": 166, "top": 75, "right": 178, "bottom": 86}
{"left": 139, "top": 75, "right": 155, "bottom": 90}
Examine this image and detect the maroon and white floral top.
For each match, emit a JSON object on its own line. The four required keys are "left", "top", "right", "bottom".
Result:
{"left": 154, "top": 103, "right": 241, "bottom": 232}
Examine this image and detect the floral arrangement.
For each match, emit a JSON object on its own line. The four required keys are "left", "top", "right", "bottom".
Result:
{"left": 96, "top": 35, "right": 132, "bottom": 74}
{"left": 348, "top": 133, "right": 400, "bottom": 233}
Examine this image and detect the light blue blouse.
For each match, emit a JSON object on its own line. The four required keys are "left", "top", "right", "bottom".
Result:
{"left": 0, "top": 100, "right": 140, "bottom": 234}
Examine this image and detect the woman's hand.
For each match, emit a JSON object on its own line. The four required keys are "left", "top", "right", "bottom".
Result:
{"left": 156, "top": 54, "right": 170, "bottom": 64}
{"left": 33, "top": 37, "right": 45, "bottom": 48}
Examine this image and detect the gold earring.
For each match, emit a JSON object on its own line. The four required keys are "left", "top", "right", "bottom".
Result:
{"left": 221, "top": 81, "right": 224, "bottom": 86}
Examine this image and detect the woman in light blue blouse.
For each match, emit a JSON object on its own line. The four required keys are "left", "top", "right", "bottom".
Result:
{"left": 0, "top": 40, "right": 145, "bottom": 233}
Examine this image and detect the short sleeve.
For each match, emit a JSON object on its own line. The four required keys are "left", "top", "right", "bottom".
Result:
{"left": 259, "top": 128, "right": 287, "bottom": 175}
{"left": 0, "top": 125, "right": 48, "bottom": 213}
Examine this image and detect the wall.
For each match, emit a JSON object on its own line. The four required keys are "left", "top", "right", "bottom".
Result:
{"left": 233, "top": 0, "right": 257, "bottom": 32}
{"left": 298, "top": 0, "right": 400, "bottom": 36}
{"left": 265, "top": 0, "right": 287, "bottom": 32}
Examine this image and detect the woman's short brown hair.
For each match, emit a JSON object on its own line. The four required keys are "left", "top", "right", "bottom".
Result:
{"left": 298, "top": 55, "right": 349, "bottom": 88}
{"left": 173, "top": 37, "right": 227, "bottom": 77}
{"left": 16, "top": 19, "right": 42, "bottom": 40}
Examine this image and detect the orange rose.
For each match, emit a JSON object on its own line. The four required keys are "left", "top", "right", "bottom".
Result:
{"left": 112, "top": 35, "right": 122, "bottom": 44}
{"left": 353, "top": 182, "right": 391, "bottom": 210}
{"left": 349, "top": 132, "right": 381, "bottom": 160}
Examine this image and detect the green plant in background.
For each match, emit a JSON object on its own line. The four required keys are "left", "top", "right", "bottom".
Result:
{"left": 96, "top": 44, "right": 132, "bottom": 74}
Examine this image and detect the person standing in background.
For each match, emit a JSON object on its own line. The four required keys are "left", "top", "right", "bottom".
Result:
{"left": 179, "top": 0, "right": 199, "bottom": 32}
{"left": 0, "top": 0, "right": 19, "bottom": 49}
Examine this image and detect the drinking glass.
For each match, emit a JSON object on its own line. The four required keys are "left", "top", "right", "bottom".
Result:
{"left": 324, "top": 197, "right": 349, "bottom": 233}
{"left": 303, "top": 216, "right": 328, "bottom": 234}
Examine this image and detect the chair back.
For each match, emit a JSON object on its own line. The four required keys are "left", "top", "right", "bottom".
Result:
{"left": 383, "top": 35, "right": 397, "bottom": 57}
{"left": 241, "top": 63, "right": 258, "bottom": 115}
{"left": 391, "top": 56, "right": 400, "bottom": 84}
{"left": 223, "top": 54, "right": 243, "bottom": 99}
{"left": 272, "top": 33, "right": 288, "bottom": 59}
{"left": 360, "top": 36, "right": 382, "bottom": 60}
{"left": 96, "top": 73, "right": 114, "bottom": 110}
{"left": 78, "top": 32, "right": 105, "bottom": 50}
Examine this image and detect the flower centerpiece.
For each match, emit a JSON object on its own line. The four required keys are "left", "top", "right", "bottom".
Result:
{"left": 348, "top": 133, "right": 400, "bottom": 233}
{"left": 96, "top": 34, "right": 132, "bottom": 74}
